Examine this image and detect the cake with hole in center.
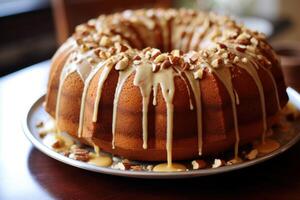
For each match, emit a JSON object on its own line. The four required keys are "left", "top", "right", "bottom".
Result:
{"left": 45, "top": 8, "right": 288, "bottom": 169}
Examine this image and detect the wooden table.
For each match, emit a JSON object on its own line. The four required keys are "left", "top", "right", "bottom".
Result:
{"left": 1, "top": 61, "right": 300, "bottom": 200}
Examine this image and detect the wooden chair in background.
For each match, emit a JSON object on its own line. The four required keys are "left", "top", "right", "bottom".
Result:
{"left": 51, "top": 0, "right": 171, "bottom": 44}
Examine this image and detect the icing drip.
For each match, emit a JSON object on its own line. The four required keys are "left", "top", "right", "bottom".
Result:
{"left": 234, "top": 89, "right": 240, "bottom": 105}
{"left": 92, "top": 63, "right": 113, "bottom": 122}
{"left": 78, "top": 64, "right": 103, "bottom": 137}
{"left": 233, "top": 48, "right": 281, "bottom": 142}
{"left": 235, "top": 57, "right": 267, "bottom": 141}
{"left": 263, "top": 68, "right": 281, "bottom": 110}
{"left": 246, "top": 52, "right": 281, "bottom": 110}
{"left": 184, "top": 71, "right": 203, "bottom": 155}
{"left": 212, "top": 67, "right": 240, "bottom": 158}
{"left": 166, "top": 103, "right": 174, "bottom": 167}
{"left": 134, "top": 61, "right": 175, "bottom": 166}
{"left": 177, "top": 71, "right": 194, "bottom": 110}
{"left": 152, "top": 83, "right": 158, "bottom": 106}
{"left": 133, "top": 63, "right": 153, "bottom": 149}
{"left": 93, "top": 143, "right": 100, "bottom": 156}
{"left": 55, "top": 74, "right": 67, "bottom": 132}
{"left": 55, "top": 53, "right": 79, "bottom": 131}
{"left": 154, "top": 69, "right": 175, "bottom": 166}
{"left": 56, "top": 47, "right": 99, "bottom": 133}
{"left": 112, "top": 66, "right": 135, "bottom": 148}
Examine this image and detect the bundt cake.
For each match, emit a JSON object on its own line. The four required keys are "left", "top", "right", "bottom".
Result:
{"left": 45, "top": 8, "right": 288, "bottom": 167}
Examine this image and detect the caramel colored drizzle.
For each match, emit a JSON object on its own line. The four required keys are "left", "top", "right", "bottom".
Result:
{"left": 111, "top": 67, "right": 135, "bottom": 148}
{"left": 212, "top": 67, "right": 240, "bottom": 159}
{"left": 234, "top": 53, "right": 267, "bottom": 142}
{"left": 134, "top": 61, "right": 176, "bottom": 167}
{"left": 78, "top": 64, "right": 102, "bottom": 137}
{"left": 184, "top": 71, "right": 203, "bottom": 155}
{"left": 92, "top": 64, "right": 113, "bottom": 122}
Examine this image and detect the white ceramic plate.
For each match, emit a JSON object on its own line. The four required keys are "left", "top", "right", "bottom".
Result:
{"left": 22, "top": 88, "right": 300, "bottom": 179}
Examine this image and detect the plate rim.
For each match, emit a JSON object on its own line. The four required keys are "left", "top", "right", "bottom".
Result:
{"left": 22, "top": 90, "right": 300, "bottom": 179}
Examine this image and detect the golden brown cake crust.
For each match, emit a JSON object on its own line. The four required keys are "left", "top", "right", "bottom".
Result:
{"left": 45, "top": 8, "right": 288, "bottom": 161}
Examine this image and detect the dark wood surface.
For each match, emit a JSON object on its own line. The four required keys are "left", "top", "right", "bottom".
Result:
{"left": 1, "top": 61, "right": 300, "bottom": 200}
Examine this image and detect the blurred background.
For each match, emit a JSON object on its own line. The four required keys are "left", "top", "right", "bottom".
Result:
{"left": 0, "top": 0, "right": 299, "bottom": 77}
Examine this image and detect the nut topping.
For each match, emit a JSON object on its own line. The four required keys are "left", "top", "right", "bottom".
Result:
{"left": 151, "top": 48, "right": 161, "bottom": 60}
{"left": 121, "top": 159, "right": 132, "bottom": 170}
{"left": 169, "top": 56, "right": 180, "bottom": 65}
{"left": 133, "top": 55, "right": 141, "bottom": 61}
{"left": 221, "top": 52, "right": 228, "bottom": 59}
{"left": 69, "top": 148, "right": 90, "bottom": 162}
{"left": 193, "top": 68, "right": 203, "bottom": 79}
{"left": 236, "top": 33, "right": 251, "bottom": 45}
{"left": 112, "top": 162, "right": 126, "bottom": 170}
{"left": 115, "top": 56, "right": 129, "bottom": 70}
{"left": 246, "top": 149, "right": 258, "bottom": 160}
{"left": 154, "top": 54, "right": 167, "bottom": 63}
{"left": 99, "top": 51, "right": 109, "bottom": 59}
{"left": 250, "top": 37, "right": 258, "bottom": 46}
{"left": 247, "top": 46, "right": 256, "bottom": 53}
{"left": 235, "top": 45, "right": 247, "bottom": 52}
{"left": 145, "top": 51, "right": 152, "bottom": 59}
{"left": 202, "top": 51, "right": 209, "bottom": 58}
{"left": 130, "top": 165, "right": 143, "bottom": 171}
{"left": 171, "top": 49, "right": 181, "bottom": 57}
{"left": 212, "top": 159, "right": 224, "bottom": 168}
{"left": 188, "top": 51, "right": 199, "bottom": 64}
{"left": 211, "top": 58, "right": 222, "bottom": 68}
{"left": 161, "top": 59, "right": 172, "bottom": 69}
{"left": 226, "top": 158, "right": 242, "bottom": 165}
{"left": 133, "top": 60, "right": 142, "bottom": 65}
{"left": 241, "top": 57, "right": 248, "bottom": 63}
{"left": 191, "top": 160, "right": 207, "bottom": 169}
{"left": 152, "top": 63, "right": 160, "bottom": 72}
{"left": 218, "top": 42, "right": 227, "bottom": 49}
{"left": 233, "top": 56, "right": 239, "bottom": 63}
{"left": 51, "top": 139, "right": 63, "bottom": 149}
{"left": 142, "top": 47, "right": 152, "bottom": 53}
{"left": 99, "top": 36, "right": 110, "bottom": 47}
{"left": 257, "top": 55, "right": 263, "bottom": 60}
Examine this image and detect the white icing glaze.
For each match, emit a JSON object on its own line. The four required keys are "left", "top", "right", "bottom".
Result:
{"left": 112, "top": 66, "right": 135, "bottom": 148}
{"left": 134, "top": 60, "right": 175, "bottom": 166}
{"left": 212, "top": 67, "right": 240, "bottom": 158}
{"left": 263, "top": 68, "right": 281, "bottom": 110}
{"left": 234, "top": 89, "right": 240, "bottom": 105}
{"left": 234, "top": 53, "right": 267, "bottom": 140}
{"left": 78, "top": 62, "right": 103, "bottom": 137}
{"left": 55, "top": 52, "right": 79, "bottom": 131}
{"left": 184, "top": 71, "right": 203, "bottom": 155}
{"left": 133, "top": 62, "right": 153, "bottom": 149}
{"left": 56, "top": 47, "right": 100, "bottom": 127}
{"left": 92, "top": 63, "right": 114, "bottom": 122}
{"left": 177, "top": 71, "right": 194, "bottom": 110}
{"left": 248, "top": 52, "right": 281, "bottom": 110}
